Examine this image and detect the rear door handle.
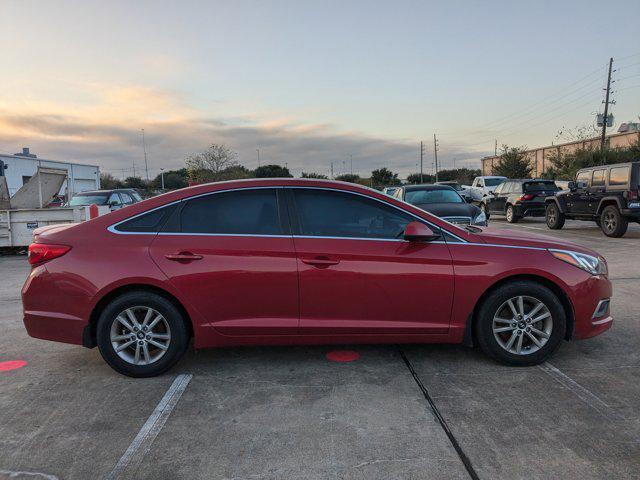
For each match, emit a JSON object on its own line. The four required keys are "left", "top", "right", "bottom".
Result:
{"left": 301, "top": 257, "right": 340, "bottom": 267}
{"left": 165, "top": 252, "right": 203, "bottom": 261}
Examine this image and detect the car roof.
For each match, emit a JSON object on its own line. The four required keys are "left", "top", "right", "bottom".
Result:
{"left": 404, "top": 184, "right": 455, "bottom": 191}
{"left": 508, "top": 178, "right": 556, "bottom": 183}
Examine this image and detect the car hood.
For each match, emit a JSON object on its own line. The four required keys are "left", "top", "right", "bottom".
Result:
{"left": 413, "top": 202, "right": 479, "bottom": 218}
{"left": 474, "top": 227, "right": 598, "bottom": 255}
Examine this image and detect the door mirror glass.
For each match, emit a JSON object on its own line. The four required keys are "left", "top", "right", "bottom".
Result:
{"left": 403, "top": 221, "right": 439, "bottom": 242}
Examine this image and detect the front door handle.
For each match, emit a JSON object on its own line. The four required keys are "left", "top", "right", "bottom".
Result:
{"left": 165, "top": 252, "right": 203, "bottom": 262}
{"left": 301, "top": 257, "right": 340, "bottom": 267}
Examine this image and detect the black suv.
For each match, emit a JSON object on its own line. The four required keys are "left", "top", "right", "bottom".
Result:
{"left": 481, "top": 179, "right": 559, "bottom": 223}
{"left": 545, "top": 161, "right": 640, "bottom": 237}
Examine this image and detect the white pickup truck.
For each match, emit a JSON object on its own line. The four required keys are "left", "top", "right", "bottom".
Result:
{"left": 468, "top": 176, "right": 507, "bottom": 203}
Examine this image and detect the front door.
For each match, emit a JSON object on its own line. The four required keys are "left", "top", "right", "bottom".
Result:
{"left": 289, "top": 188, "right": 454, "bottom": 335}
{"left": 149, "top": 188, "right": 299, "bottom": 337}
{"left": 568, "top": 170, "right": 592, "bottom": 214}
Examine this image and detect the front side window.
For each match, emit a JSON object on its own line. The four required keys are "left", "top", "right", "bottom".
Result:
{"left": 609, "top": 166, "right": 630, "bottom": 186}
{"left": 293, "top": 189, "right": 414, "bottom": 239}
{"left": 108, "top": 193, "right": 122, "bottom": 205}
{"left": 178, "top": 189, "right": 282, "bottom": 235}
{"left": 576, "top": 171, "right": 591, "bottom": 186}
{"left": 405, "top": 189, "right": 464, "bottom": 204}
{"left": 120, "top": 192, "right": 134, "bottom": 204}
{"left": 591, "top": 170, "right": 605, "bottom": 187}
{"left": 484, "top": 178, "right": 505, "bottom": 187}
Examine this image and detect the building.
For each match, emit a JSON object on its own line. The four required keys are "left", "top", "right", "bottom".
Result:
{"left": 0, "top": 148, "right": 100, "bottom": 198}
{"left": 481, "top": 130, "right": 640, "bottom": 177}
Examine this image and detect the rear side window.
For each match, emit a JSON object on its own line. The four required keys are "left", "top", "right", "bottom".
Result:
{"left": 293, "top": 189, "right": 414, "bottom": 239}
{"left": 524, "top": 181, "right": 559, "bottom": 192}
{"left": 591, "top": 170, "right": 605, "bottom": 187}
{"left": 115, "top": 204, "right": 177, "bottom": 232}
{"left": 609, "top": 166, "right": 630, "bottom": 186}
{"left": 178, "top": 189, "right": 283, "bottom": 235}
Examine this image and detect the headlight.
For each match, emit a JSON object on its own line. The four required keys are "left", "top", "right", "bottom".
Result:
{"left": 550, "top": 249, "right": 607, "bottom": 276}
{"left": 474, "top": 210, "right": 487, "bottom": 226}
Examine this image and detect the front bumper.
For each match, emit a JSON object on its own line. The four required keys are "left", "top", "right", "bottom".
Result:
{"left": 571, "top": 275, "right": 613, "bottom": 340}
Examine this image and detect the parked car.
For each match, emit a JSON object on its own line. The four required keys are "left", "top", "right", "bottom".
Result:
{"left": 435, "top": 181, "right": 472, "bottom": 201}
{"left": 392, "top": 184, "right": 487, "bottom": 226}
{"left": 468, "top": 176, "right": 507, "bottom": 202}
{"left": 382, "top": 186, "right": 400, "bottom": 196}
{"left": 68, "top": 189, "right": 142, "bottom": 211}
{"left": 23, "top": 178, "right": 612, "bottom": 377}
{"left": 545, "top": 162, "right": 640, "bottom": 237}
{"left": 481, "top": 179, "right": 560, "bottom": 223}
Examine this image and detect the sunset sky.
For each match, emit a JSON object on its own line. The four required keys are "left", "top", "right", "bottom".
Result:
{"left": 1, "top": 0, "right": 639, "bottom": 179}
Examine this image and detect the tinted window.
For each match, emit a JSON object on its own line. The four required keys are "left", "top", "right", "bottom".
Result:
{"left": 576, "top": 171, "right": 590, "bottom": 185}
{"left": 591, "top": 170, "right": 605, "bottom": 187}
{"left": 293, "top": 189, "right": 414, "bottom": 239}
{"left": 179, "top": 189, "right": 282, "bottom": 235}
{"left": 609, "top": 166, "right": 630, "bottom": 186}
{"left": 115, "top": 204, "right": 177, "bottom": 233}
{"left": 524, "top": 181, "right": 559, "bottom": 192}
{"left": 120, "top": 192, "right": 134, "bottom": 204}
{"left": 405, "top": 189, "right": 463, "bottom": 204}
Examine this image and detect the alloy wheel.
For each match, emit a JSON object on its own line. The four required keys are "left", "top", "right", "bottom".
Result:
{"left": 603, "top": 211, "right": 616, "bottom": 232}
{"left": 110, "top": 306, "right": 171, "bottom": 365}
{"left": 492, "top": 296, "right": 552, "bottom": 355}
{"left": 547, "top": 207, "right": 556, "bottom": 225}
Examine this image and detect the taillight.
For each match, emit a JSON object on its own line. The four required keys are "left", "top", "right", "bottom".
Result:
{"left": 28, "top": 243, "right": 71, "bottom": 265}
{"left": 518, "top": 194, "right": 535, "bottom": 202}
{"left": 629, "top": 190, "right": 638, "bottom": 200}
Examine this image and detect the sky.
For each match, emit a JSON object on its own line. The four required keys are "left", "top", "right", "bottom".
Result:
{"left": 1, "top": 0, "right": 639, "bottom": 180}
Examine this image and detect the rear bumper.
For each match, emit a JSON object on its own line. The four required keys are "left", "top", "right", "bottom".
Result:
{"left": 515, "top": 203, "right": 546, "bottom": 217}
{"left": 22, "top": 265, "right": 92, "bottom": 346}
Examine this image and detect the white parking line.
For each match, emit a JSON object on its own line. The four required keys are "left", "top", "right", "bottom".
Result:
{"left": 0, "top": 471, "right": 59, "bottom": 480}
{"left": 105, "top": 374, "right": 192, "bottom": 480}
{"left": 537, "top": 362, "right": 613, "bottom": 417}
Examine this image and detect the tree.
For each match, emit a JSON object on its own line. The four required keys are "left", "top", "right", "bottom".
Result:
{"left": 493, "top": 145, "right": 532, "bottom": 178}
{"left": 301, "top": 172, "right": 328, "bottom": 179}
{"left": 434, "top": 168, "right": 481, "bottom": 185}
{"left": 253, "top": 164, "right": 293, "bottom": 178}
{"left": 186, "top": 144, "right": 239, "bottom": 183}
{"left": 123, "top": 176, "right": 147, "bottom": 189}
{"left": 371, "top": 168, "right": 400, "bottom": 188}
{"left": 406, "top": 173, "right": 434, "bottom": 184}
{"left": 335, "top": 173, "right": 360, "bottom": 183}
{"left": 100, "top": 172, "right": 123, "bottom": 189}
{"left": 151, "top": 168, "right": 189, "bottom": 190}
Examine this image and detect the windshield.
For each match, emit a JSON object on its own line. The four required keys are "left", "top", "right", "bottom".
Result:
{"left": 524, "top": 181, "right": 559, "bottom": 192}
{"left": 69, "top": 193, "right": 109, "bottom": 206}
{"left": 484, "top": 178, "right": 505, "bottom": 186}
{"left": 405, "top": 189, "right": 464, "bottom": 204}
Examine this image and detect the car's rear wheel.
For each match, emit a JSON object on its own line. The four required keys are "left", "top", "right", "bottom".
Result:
{"left": 96, "top": 291, "right": 189, "bottom": 377}
{"left": 506, "top": 204, "right": 520, "bottom": 223}
{"left": 475, "top": 281, "right": 566, "bottom": 366}
{"left": 545, "top": 203, "right": 565, "bottom": 229}
{"left": 600, "top": 205, "right": 628, "bottom": 237}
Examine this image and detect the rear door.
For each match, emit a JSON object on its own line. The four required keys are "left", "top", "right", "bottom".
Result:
{"left": 149, "top": 187, "right": 299, "bottom": 336}
{"left": 289, "top": 188, "right": 454, "bottom": 335}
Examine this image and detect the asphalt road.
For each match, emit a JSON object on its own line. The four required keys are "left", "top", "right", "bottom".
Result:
{"left": 1, "top": 218, "right": 639, "bottom": 480}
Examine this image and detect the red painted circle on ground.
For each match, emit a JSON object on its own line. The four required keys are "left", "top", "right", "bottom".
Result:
{"left": 0, "top": 360, "right": 28, "bottom": 372}
{"left": 326, "top": 350, "right": 360, "bottom": 362}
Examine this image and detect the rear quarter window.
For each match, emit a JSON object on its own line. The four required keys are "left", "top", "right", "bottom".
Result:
{"left": 524, "top": 181, "right": 559, "bottom": 192}
{"left": 608, "top": 166, "right": 630, "bottom": 186}
{"left": 114, "top": 204, "right": 177, "bottom": 232}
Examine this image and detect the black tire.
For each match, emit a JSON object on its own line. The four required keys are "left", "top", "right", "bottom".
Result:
{"left": 545, "top": 203, "right": 565, "bottom": 230}
{"left": 481, "top": 202, "right": 491, "bottom": 220}
{"left": 96, "top": 291, "right": 189, "bottom": 377}
{"left": 595, "top": 217, "right": 601, "bottom": 227}
{"left": 475, "top": 281, "right": 566, "bottom": 366}
{"left": 506, "top": 204, "right": 520, "bottom": 223}
{"left": 600, "top": 205, "right": 628, "bottom": 238}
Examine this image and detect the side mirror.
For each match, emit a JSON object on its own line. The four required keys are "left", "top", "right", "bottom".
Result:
{"left": 568, "top": 181, "right": 576, "bottom": 191}
{"left": 403, "top": 221, "right": 440, "bottom": 242}
{"left": 109, "top": 200, "right": 119, "bottom": 206}
{"left": 577, "top": 181, "right": 588, "bottom": 189}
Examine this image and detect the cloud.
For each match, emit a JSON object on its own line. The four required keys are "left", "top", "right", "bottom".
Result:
{"left": 0, "top": 84, "right": 484, "bottom": 179}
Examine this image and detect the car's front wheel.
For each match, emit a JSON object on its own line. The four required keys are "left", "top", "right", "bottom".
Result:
{"left": 545, "top": 203, "right": 565, "bottom": 229}
{"left": 475, "top": 281, "right": 566, "bottom": 366}
{"left": 96, "top": 291, "right": 189, "bottom": 377}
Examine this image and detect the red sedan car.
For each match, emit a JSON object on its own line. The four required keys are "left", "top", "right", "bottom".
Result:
{"left": 22, "top": 179, "right": 612, "bottom": 377}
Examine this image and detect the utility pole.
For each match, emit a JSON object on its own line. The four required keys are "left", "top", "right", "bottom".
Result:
{"left": 600, "top": 57, "right": 614, "bottom": 151}
{"left": 141, "top": 129, "right": 149, "bottom": 181}
{"left": 433, "top": 134, "right": 439, "bottom": 182}
{"left": 330, "top": 162, "right": 334, "bottom": 179}
{"left": 160, "top": 168, "right": 165, "bottom": 190}
{"left": 494, "top": 139, "right": 498, "bottom": 156}
{"left": 256, "top": 149, "right": 260, "bottom": 167}
{"left": 350, "top": 154, "right": 353, "bottom": 175}
{"left": 420, "top": 141, "right": 424, "bottom": 183}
